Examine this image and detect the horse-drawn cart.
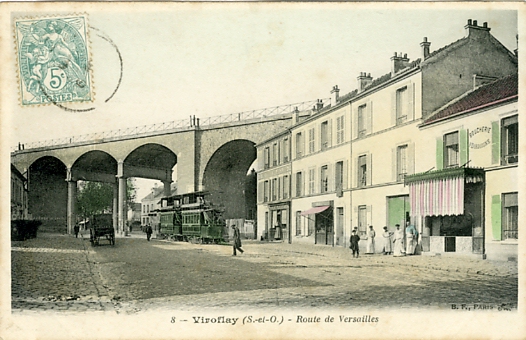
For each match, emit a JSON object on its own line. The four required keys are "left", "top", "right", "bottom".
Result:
{"left": 89, "top": 214, "right": 115, "bottom": 246}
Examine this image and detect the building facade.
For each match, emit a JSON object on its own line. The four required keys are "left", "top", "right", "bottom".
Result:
{"left": 256, "top": 129, "right": 293, "bottom": 242}
{"left": 412, "top": 74, "right": 518, "bottom": 260}
{"left": 11, "top": 164, "right": 28, "bottom": 220}
{"left": 255, "top": 19, "right": 518, "bottom": 259}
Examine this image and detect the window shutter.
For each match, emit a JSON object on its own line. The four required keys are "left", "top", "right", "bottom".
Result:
{"left": 391, "top": 90, "right": 397, "bottom": 126}
{"left": 354, "top": 157, "right": 359, "bottom": 188}
{"left": 328, "top": 163, "right": 333, "bottom": 192}
{"left": 408, "top": 142, "right": 415, "bottom": 175}
{"left": 367, "top": 101, "right": 373, "bottom": 134}
{"left": 343, "top": 159, "right": 348, "bottom": 189}
{"left": 392, "top": 147, "right": 397, "bottom": 182}
{"left": 491, "top": 121, "right": 500, "bottom": 165}
{"left": 491, "top": 195, "right": 502, "bottom": 241}
{"left": 408, "top": 82, "right": 415, "bottom": 121}
{"left": 352, "top": 106, "right": 358, "bottom": 139}
{"left": 257, "top": 181, "right": 264, "bottom": 203}
{"left": 460, "top": 129, "right": 469, "bottom": 166}
{"left": 367, "top": 153, "right": 373, "bottom": 186}
{"left": 328, "top": 119, "right": 333, "bottom": 147}
{"left": 436, "top": 137, "right": 444, "bottom": 170}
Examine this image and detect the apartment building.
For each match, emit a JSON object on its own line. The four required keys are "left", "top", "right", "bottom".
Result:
{"left": 255, "top": 19, "right": 518, "bottom": 258}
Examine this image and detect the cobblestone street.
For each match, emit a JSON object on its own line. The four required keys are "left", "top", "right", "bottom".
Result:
{"left": 11, "top": 232, "right": 518, "bottom": 314}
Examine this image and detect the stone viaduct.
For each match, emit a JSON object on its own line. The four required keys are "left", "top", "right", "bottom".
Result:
{"left": 11, "top": 100, "right": 326, "bottom": 234}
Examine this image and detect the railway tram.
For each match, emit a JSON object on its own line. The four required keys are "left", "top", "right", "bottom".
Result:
{"left": 157, "top": 191, "right": 226, "bottom": 244}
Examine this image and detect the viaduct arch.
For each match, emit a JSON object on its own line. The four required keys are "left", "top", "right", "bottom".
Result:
{"left": 11, "top": 106, "right": 317, "bottom": 234}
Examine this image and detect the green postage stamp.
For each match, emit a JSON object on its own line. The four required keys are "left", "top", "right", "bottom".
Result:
{"left": 15, "top": 15, "right": 92, "bottom": 106}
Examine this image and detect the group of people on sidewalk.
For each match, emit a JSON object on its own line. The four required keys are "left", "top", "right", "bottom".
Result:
{"left": 349, "top": 221, "right": 419, "bottom": 258}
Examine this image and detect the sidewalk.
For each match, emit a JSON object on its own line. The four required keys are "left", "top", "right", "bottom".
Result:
{"left": 241, "top": 241, "right": 518, "bottom": 278}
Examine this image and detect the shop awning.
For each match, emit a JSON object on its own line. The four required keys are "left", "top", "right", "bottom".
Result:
{"left": 300, "top": 206, "right": 330, "bottom": 216}
{"left": 404, "top": 167, "right": 484, "bottom": 217}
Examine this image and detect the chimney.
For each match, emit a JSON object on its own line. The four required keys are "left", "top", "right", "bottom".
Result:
{"left": 293, "top": 106, "right": 300, "bottom": 124}
{"left": 420, "top": 37, "right": 431, "bottom": 59}
{"left": 331, "top": 85, "right": 340, "bottom": 104}
{"left": 357, "top": 72, "right": 373, "bottom": 92}
{"left": 391, "top": 52, "right": 410, "bottom": 75}
{"left": 316, "top": 99, "right": 324, "bottom": 111}
{"left": 465, "top": 19, "right": 491, "bottom": 39}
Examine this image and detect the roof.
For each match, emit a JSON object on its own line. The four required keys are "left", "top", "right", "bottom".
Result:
{"left": 422, "top": 73, "right": 518, "bottom": 125}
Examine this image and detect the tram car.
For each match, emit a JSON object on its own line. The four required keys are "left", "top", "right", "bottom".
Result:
{"left": 158, "top": 194, "right": 183, "bottom": 240}
{"left": 158, "top": 191, "right": 226, "bottom": 244}
{"left": 89, "top": 213, "right": 115, "bottom": 246}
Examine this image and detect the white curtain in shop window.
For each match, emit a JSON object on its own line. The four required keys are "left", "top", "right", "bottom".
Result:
{"left": 409, "top": 176, "right": 464, "bottom": 217}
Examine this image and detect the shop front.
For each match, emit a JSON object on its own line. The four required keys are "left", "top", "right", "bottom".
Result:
{"left": 404, "top": 167, "right": 485, "bottom": 255}
{"left": 300, "top": 202, "right": 334, "bottom": 246}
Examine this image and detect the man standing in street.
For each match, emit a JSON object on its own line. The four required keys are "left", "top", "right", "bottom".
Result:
{"left": 365, "top": 226, "right": 376, "bottom": 254}
{"left": 232, "top": 224, "right": 244, "bottom": 256}
{"left": 74, "top": 224, "right": 80, "bottom": 238}
{"left": 405, "top": 220, "right": 418, "bottom": 255}
{"left": 146, "top": 224, "right": 153, "bottom": 241}
{"left": 382, "top": 226, "right": 393, "bottom": 255}
{"left": 393, "top": 224, "right": 405, "bottom": 256}
{"left": 349, "top": 229, "right": 360, "bottom": 258}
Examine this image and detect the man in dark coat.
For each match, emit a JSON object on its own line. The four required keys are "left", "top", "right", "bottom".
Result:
{"left": 350, "top": 229, "right": 360, "bottom": 258}
{"left": 232, "top": 225, "right": 244, "bottom": 256}
{"left": 146, "top": 224, "right": 153, "bottom": 241}
{"left": 74, "top": 224, "right": 80, "bottom": 238}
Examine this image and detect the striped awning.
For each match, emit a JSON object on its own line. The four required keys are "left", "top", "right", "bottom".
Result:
{"left": 404, "top": 167, "right": 484, "bottom": 217}
{"left": 301, "top": 206, "right": 330, "bottom": 216}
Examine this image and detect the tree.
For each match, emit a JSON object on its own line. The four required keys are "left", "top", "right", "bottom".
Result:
{"left": 77, "top": 179, "right": 137, "bottom": 220}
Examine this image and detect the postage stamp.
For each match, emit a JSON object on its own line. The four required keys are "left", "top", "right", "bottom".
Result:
{"left": 14, "top": 15, "right": 92, "bottom": 106}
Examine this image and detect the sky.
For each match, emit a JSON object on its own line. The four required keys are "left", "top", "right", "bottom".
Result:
{"left": 5, "top": 3, "right": 519, "bottom": 200}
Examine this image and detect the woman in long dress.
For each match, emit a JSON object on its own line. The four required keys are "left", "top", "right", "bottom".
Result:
{"left": 393, "top": 224, "right": 405, "bottom": 256}
{"left": 365, "top": 226, "right": 376, "bottom": 254}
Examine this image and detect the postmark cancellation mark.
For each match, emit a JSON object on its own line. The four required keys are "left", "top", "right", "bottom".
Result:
{"left": 15, "top": 15, "right": 92, "bottom": 106}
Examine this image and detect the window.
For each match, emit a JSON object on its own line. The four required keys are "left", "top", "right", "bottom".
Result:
{"left": 308, "top": 128, "right": 315, "bottom": 153}
{"left": 358, "top": 104, "right": 367, "bottom": 137}
{"left": 320, "top": 165, "right": 328, "bottom": 193}
{"left": 396, "top": 86, "right": 408, "bottom": 124}
{"left": 264, "top": 147, "right": 270, "bottom": 169}
{"left": 397, "top": 145, "right": 408, "bottom": 181}
{"left": 283, "top": 138, "right": 290, "bottom": 162}
{"left": 263, "top": 180, "right": 269, "bottom": 202}
{"left": 295, "top": 172, "right": 303, "bottom": 197}
{"left": 502, "top": 115, "right": 518, "bottom": 165}
{"left": 272, "top": 178, "right": 278, "bottom": 201}
{"left": 335, "top": 161, "right": 343, "bottom": 196}
{"left": 358, "top": 205, "right": 367, "bottom": 236}
{"left": 321, "top": 121, "right": 329, "bottom": 150}
{"left": 358, "top": 155, "right": 367, "bottom": 187}
{"left": 444, "top": 131, "right": 459, "bottom": 168}
{"left": 336, "top": 116, "right": 345, "bottom": 144}
{"left": 295, "top": 211, "right": 302, "bottom": 236}
{"left": 502, "top": 193, "right": 518, "bottom": 240}
{"left": 283, "top": 175, "right": 289, "bottom": 199}
{"left": 308, "top": 168, "right": 315, "bottom": 194}
{"left": 296, "top": 132, "right": 304, "bottom": 158}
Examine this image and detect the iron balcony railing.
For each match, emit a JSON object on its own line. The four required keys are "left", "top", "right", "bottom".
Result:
{"left": 12, "top": 98, "right": 329, "bottom": 152}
